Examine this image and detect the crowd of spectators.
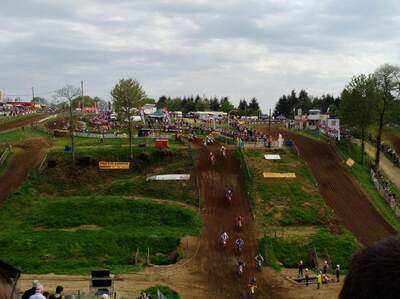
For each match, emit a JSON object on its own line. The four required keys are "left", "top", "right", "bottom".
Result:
{"left": 381, "top": 142, "right": 400, "bottom": 167}
{"left": 22, "top": 281, "right": 64, "bottom": 299}
{"left": 371, "top": 168, "right": 397, "bottom": 210}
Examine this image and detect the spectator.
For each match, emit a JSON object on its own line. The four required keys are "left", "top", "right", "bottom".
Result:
{"left": 49, "top": 286, "right": 64, "bottom": 299}
{"left": 298, "top": 260, "right": 304, "bottom": 278}
{"left": 316, "top": 272, "right": 322, "bottom": 289}
{"left": 335, "top": 265, "right": 340, "bottom": 283}
{"left": 304, "top": 268, "right": 309, "bottom": 286}
{"left": 22, "top": 280, "right": 40, "bottom": 299}
{"left": 29, "top": 284, "right": 46, "bottom": 299}
{"left": 323, "top": 260, "right": 328, "bottom": 274}
{"left": 340, "top": 236, "right": 400, "bottom": 299}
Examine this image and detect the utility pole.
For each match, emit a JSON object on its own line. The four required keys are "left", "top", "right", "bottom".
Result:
{"left": 81, "top": 80, "right": 84, "bottom": 110}
{"left": 32, "top": 87, "right": 35, "bottom": 102}
{"left": 269, "top": 109, "right": 271, "bottom": 136}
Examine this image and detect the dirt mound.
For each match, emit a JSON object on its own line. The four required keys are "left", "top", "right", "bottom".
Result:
{"left": 0, "top": 114, "right": 49, "bottom": 133}
{"left": 280, "top": 131, "right": 396, "bottom": 246}
{"left": 0, "top": 138, "right": 52, "bottom": 204}
{"left": 195, "top": 146, "right": 285, "bottom": 298}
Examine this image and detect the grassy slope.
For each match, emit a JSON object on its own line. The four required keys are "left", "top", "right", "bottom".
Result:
{"left": 0, "top": 127, "right": 50, "bottom": 144}
{"left": 242, "top": 147, "right": 360, "bottom": 270}
{"left": 0, "top": 113, "right": 45, "bottom": 125}
{"left": 0, "top": 191, "right": 201, "bottom": 274}
{"left": 337, "top": 140, "right": 400, "bottom": 231}
{"left": 0, "top": 142, "right": 200, "bottom": 274}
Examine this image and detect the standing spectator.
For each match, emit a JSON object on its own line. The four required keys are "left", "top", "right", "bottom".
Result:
{"left": 335, "top": 265, "right": 340, "bottom": 282}
{"left": 298, "top": 260, "right": 304, "bottom": 278}
{"left": 304, "top": 268, "right": 309, "bottom": 286}
{"left": 29, "top": 284, "right": 46, "bottom": 299}
{"left": 323, "top": 260, "right": 328, "bottom": 274}
{"left": 49, "top": 286, "right": 64, "bottom": 299}
{"left": 316, "top": 272, "right": 322, "bottom": 289}
{"left": 22, "top": 280, "right": 40, "bottom": 299}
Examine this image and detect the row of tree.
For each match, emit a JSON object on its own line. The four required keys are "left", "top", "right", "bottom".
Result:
{"left": 156, "top": 95, "right": 261, "bottom": 116}
{"left": 273, "top": 90, "right": 340, "bottom": 118}
{"left": 340, "top": 64, "right": 400, "bottom": 168}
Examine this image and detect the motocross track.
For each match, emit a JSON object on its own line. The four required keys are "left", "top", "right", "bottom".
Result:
{"left": 195, "top": 145, "right": 285, "bottom": 298}
{"left": 0, "top": 114, "right": 48, "bottom": 133}
{"left": 0, "top": 138, "right": 52, "bottom": 204}
{"left": 278, "top": 130, "right": 396, "bottom": 246}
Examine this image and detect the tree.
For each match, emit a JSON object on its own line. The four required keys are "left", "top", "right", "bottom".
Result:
{"left": 111, "top": 79, "right": 147, "bottom": 161}
{"left": 209, "top": 97, "right": 220, "bottom": 111}
{"left": 340, "top": 74, "right": 377, "bottom": 164}
{"left": 248, "top": 98, "right": 261, "bottom": 116}
{"left": 238, "top": 99, "right": 248, "bottom": 116}
{"left": 373, "top": 64, "right": 400, "bottom": 168}
{"left": 55, "top": 85, "right": 81, "bottom": 165}
{"left": 220, "top": 97, "right": 234, "bottom": 113}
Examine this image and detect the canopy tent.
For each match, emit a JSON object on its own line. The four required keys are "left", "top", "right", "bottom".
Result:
{"left": 149, "top": 109, "right": 166, "bottom": 119}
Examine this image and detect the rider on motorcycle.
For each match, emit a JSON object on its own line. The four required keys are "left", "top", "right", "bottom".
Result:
{"left": 220, "top": 145, "right": 226, "bottom": 158}
{"left": 236, "top": 215, "right": 243, "bottom": 230}
{"left": 248, "top": 277, "right": 257, "bottom": 295}
{"left": 235, "top": 238, "right": 245, "bottom": 252}
{"left": 255, "top": 253, "right": 264, "bottom": 270}
{"left": 237, "top": 260, "right": 245, "bottom": 276}
{"left": 209, "top": 152, "right": 215, "bottom": 164}
{"left": 220, "top": 231, "right": 229, "bottom": 247}
{"left": 226, "top": 189, "right": 233, "bottom": 204}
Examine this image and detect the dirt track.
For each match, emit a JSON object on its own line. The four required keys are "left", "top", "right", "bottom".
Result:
{"left": 195, "top": 146, "right": 285, "bottom": 298}
{"left": 280, "top": 131, "right": 396, "bottom": 246}
{"left": 0, "top": 114, "right": 48, "bottom": 133}
{"left": 0, "top": 138, "right": 52, "bottom": 204}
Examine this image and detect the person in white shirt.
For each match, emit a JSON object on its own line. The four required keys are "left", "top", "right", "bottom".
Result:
{"left": 29, "top": 285, "right": 46, "bottom": 299}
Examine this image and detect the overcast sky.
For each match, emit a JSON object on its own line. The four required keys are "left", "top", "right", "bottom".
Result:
{"left": 1, "top": 0, "right": 399, "bottom": 110}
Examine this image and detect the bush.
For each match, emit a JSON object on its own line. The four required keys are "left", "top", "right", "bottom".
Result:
{"left": 143, "top": 285, "right": 180, "bottom": 299}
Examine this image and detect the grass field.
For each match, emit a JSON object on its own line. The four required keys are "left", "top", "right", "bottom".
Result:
{"left": 337, "top": 140, "right": 400, "bottom": 231}
{"left": 0, "top": 113, "right": 45, "bottom": 126}
{"left": 33, "top": 146, "right": 197, "bottom": 205}
{"left": 0, "top": 127, "right": 50, "bottom": 144}
{"left": 241, "top": 147, "right": 360, "bottom": 271}
{"left": 0, "top": 136, "right": 201, "bottom": 274}
{"left": 0, "top": 191, "right": 201, "bottom": 274}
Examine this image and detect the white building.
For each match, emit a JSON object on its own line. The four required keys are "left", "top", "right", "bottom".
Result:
{"left": 142, "top": 104, "right": 157, "bottom": 115}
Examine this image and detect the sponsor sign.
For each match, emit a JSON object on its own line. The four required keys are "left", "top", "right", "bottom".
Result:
{"left": 346, "top": 158, "right": 355, "bottom": 167}
{"left": 263, "top": 172, "right": 296, "bottom": 178}
{"left": 99, "top": 161, "right": 130, "bottom": 170}
{"left": 147, "top": 174, "right": 190, "bottom": 181}
{"left": 264, "top": 154, "right": 281, "bottom": 160}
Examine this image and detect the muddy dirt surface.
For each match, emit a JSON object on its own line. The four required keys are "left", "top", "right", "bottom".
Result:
{"left": 278, "top": 130, "right": 396, "bottom": 246}
{"left": 194, "top": 145, "right": 286, "bottom": 298}
{"left": 0, "top": 114, "right": 49, "bottom": 133}
{"left": 0, "top": 138, "right": 52, "bottom": 204}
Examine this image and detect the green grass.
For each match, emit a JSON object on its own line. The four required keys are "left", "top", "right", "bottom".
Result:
{"left": 0, "top": 113, "right": 45, "bottom": 125}
{"left": 259, "top": 229, "right": 360, "bottom": 271}
{"left": 0, "top": 190, "right": 201, "bottom": 274}
{"left": 337, "top": 140, "right": 400, "bottom": 231}
{"left": 241, "top": 146, "right": 360, "bottom": 271}
{"left": 244, "top": 148, "right": 332, "bottom": 226}
{"left": 142, "top": 285, "right": 180, "bottom": 299}
{"left": 293, "top": 129, "right": 330, "bottom": 142}
{"left": 0, "top": 127, "right": 50, "bottom": 144}
{"left": 33, "top": 147, "right": 197, "bottom": 205}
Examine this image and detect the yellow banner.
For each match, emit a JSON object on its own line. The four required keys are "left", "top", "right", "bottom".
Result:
{"left": 346, "top": 158, "right": 355, "bottom": 167}
{"left": 99, "top": 161, "right": 130, "bottom": 170}
{"left": 263, "top": 172, "right": 296, "bottom": 178}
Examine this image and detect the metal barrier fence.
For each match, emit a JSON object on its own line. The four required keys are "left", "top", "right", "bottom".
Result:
{"left": 0, "top": 148, "right": 10, "bottom": 166}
